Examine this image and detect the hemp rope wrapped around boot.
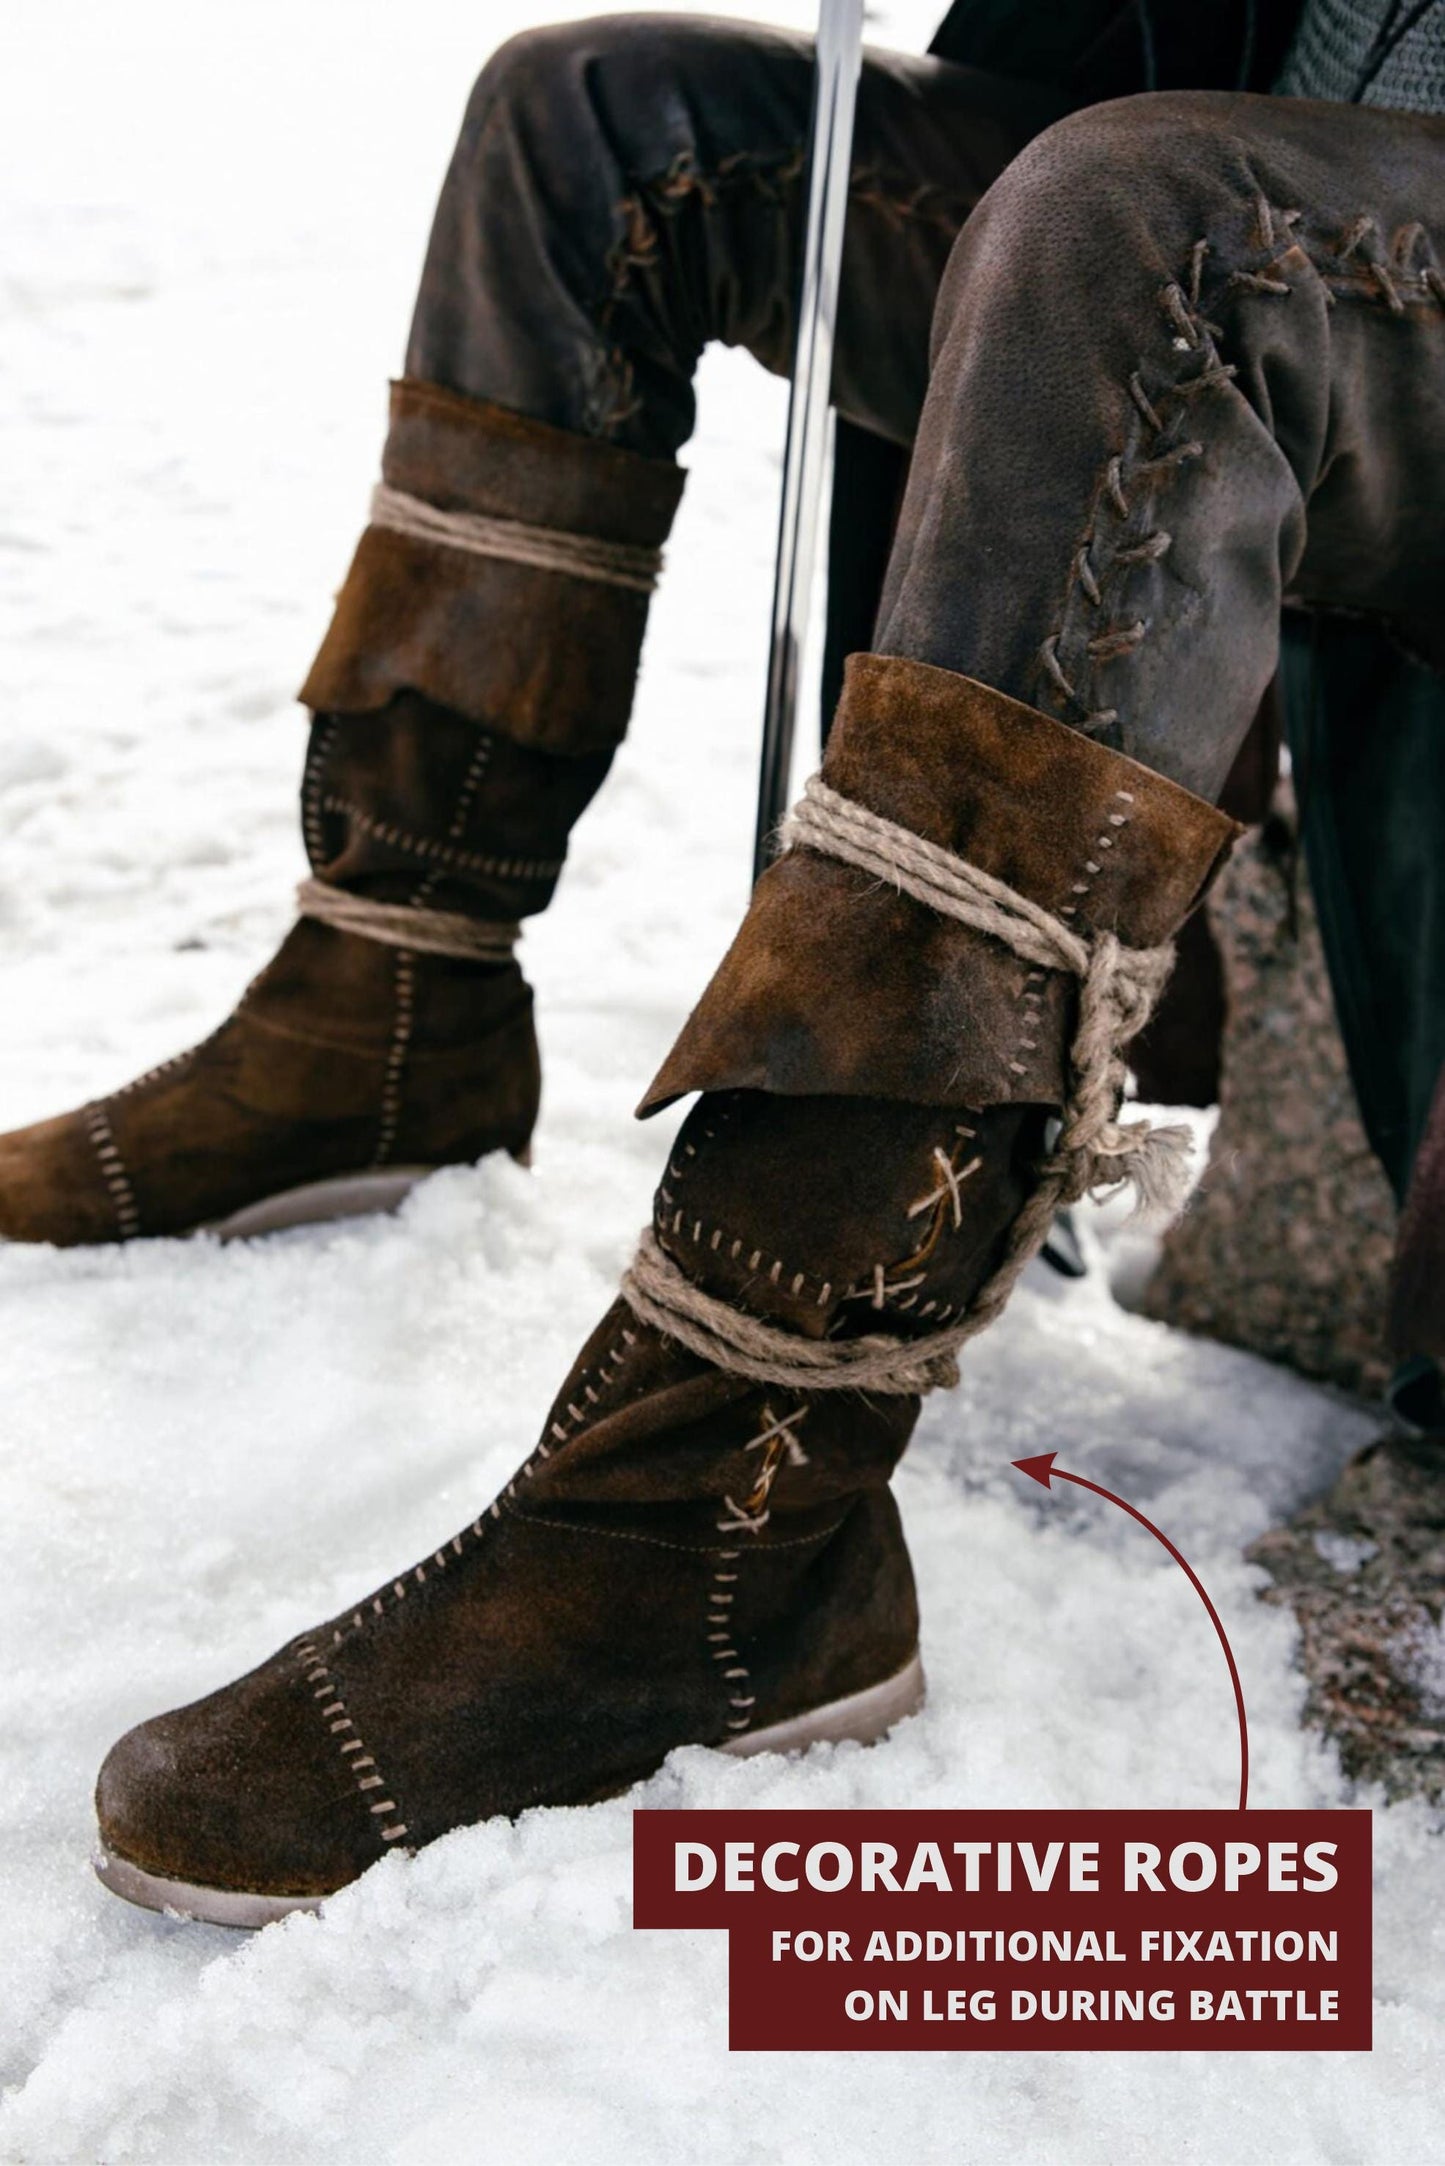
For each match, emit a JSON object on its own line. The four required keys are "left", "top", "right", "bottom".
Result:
{"left": 293, "top": 475, "right": 666, "bottom": 968}
{"left": 295, "top": 878, "right": 521, "bottom": 963}
{"left": 368, "top": 483, "right": 664, "bottom": 594}
{"left": 621, "top": 775, "right": 1192, "bottom": 1396}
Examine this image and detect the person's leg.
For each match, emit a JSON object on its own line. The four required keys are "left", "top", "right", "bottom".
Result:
{"left": 93, "top": 88, "right": 1445, "bottom": 1922}
{"left": 403, "top": 14, "right": 1049, "bottom": 454}
{"left": 0, "top": 16, "right": 1044, "bottom": 1248}
{"left": 876, "top": 90, "right": 1445, "bottom": 795}
{"left": 652, "top": 89, "right": 1445, "bottom": 1135}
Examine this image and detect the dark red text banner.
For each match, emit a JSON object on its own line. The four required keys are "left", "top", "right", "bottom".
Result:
{"left": 633, "top": 1809, "right": 1371, "bottom": 2050}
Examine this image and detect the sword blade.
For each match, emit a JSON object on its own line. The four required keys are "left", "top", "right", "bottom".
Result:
{"left": 752, "top": 0, "right": 866, "bottom": 881}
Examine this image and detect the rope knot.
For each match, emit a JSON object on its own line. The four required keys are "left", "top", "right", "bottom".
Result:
{"left": 1056, "top": 926, "right": 1185, "bottom": 1218}
{"left": 617, "top": 774, "right": 1195, "bottom": 1398}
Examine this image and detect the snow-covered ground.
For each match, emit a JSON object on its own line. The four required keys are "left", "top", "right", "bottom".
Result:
{"left": 0, "top": 6, "right": 1438, "bottom": 2160}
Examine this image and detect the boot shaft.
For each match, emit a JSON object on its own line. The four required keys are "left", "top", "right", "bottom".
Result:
{"left": 297, "top": 381, "right": 686, "bottom": 931}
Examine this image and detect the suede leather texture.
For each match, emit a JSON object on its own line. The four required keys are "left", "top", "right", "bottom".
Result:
{"left": 0, "top": 612, "right": 596, "bottom": 1241}
{"left": 643, "top": 659, "right": 1238, "bottom": 1116}
{"left": 301, "top": 385, "right": 684, "bottom": 753}
{"left": 92, "top": 664, "right": 1232, "bottom": 1902}
{"left": 0, "top": 922, "right": 539, "bottom": 1243}
{"left": 97, "top": 1312, "right": 919, "bottom": 1898}
{"left": 302, "top": 688, "right": 614, "bottom": 922}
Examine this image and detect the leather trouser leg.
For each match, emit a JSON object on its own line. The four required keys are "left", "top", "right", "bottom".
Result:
{"left": 405, "top": 13, "right": 1060, "bottom": 453}
{"left": 656, "top": 91, "right": 1445, "bottom": 1373}
{"left": 876, "top": 90, "right": 1445, "bottom": 799}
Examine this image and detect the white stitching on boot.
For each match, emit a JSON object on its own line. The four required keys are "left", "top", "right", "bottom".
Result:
{"left": 321, "top": 797, "right": 562, "bottom": 882}
{"left": 301, "top": 718, "right": 339, "bottom": 867}
{"left": 83, "top": 1102, "right": 141, "bottom": 1239}
{"left": 369, "top": 726, "right": 502, "bottom": 1168}
{"left": 706, "top": 1549, "right": 754, "bottom": 1732}
{"left": 370, "top": 951, "right": 415, "bottom": 1169}
{"left": 709, "top": 1402, "right": 810, "bottom": 1735}
{"left": 294, "top": 1640, "right": 409, "bottom": 1846}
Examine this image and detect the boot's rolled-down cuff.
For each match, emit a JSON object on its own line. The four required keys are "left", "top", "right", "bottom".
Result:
{"left": 301, "top": 380, "right": 685, "bottom": 755}
{"left": 640, "top": 657, "right": 1239, "bottom": 1115}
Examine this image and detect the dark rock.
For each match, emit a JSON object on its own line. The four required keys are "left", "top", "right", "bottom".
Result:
{"left": 1142, "top": 792, "right": 1396, "bottom": 1397}
{"left": 1248, "top": 1432, "right": 1445, "bottom": 1801}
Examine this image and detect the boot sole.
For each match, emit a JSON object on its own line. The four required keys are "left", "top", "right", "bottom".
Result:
{"left": 92, "top": 1848, "right": 327, "bottom": 1931}
{"left": 207, "top": 1166, "right": 437, "bottom": 1241}
{"left": 92, "top": 1652, "right": 925, "bottom": 1929}
{"left": 717, "top": 1648, "right": 926, "bottom": 1758}
{"left": 206, "top": 1148, "right": 533, "bottom": 1242}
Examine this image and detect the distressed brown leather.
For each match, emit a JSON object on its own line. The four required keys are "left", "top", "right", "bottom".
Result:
{"left": 643, "top": 658, "right": 1239, "bottom": 1116}
{"left": 1, "top": 389, "right": 684, "bottom": 1244}
{"left": 95, "top": 1309, "right": 919, "bottom": 1900}
{"left": 0, "top": 923, "right": 538, "bottom": 1244}
{"left": 0, "top": 669, "right": 584, "bottom": 1244}
{"left": 653, "top": 1090, "right": 1042, "bottom": 1342}
{"left": 302, "top": 687, "right": 613, "bottom": 923}
{"left": 90, "top": 1100, "right": 1042, "bottom": 1907}
{"left": 92, "top": 648, "right": 1242, "bottom": 1904}
{"left": 403, "top": 19, "right": 1056, "bottom": 459}
{"left": 88, "top": 1072, "right": 1096, "bottom": 1902}
{"left": 90, "top": 640, "right": 1234, "bottom": 1895}
{"left": 301, "top": 383, "right": 685, "bottom": 753}
{"left": 93, "top": 1079, "right": 1036, "bottom": 1909}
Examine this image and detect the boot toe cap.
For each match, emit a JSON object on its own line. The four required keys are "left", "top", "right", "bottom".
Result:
{"left": 0, "top": 1111, "right": 127, "bottom": 1246}
{"left": 95, "top": 1646, "right": 388, "bottom": 1906}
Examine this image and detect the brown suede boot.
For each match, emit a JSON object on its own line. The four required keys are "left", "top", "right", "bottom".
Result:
{"left": 92, "top": 662, "right": 1235, "bottom": 1925}
{"left": 0, "top": 384, "right": 683, "bottom": 1244}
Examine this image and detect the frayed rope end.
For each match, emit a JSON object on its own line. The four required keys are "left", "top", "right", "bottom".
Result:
{"left": 1085, "top": 1120, "right": 1195, "bottom": 1224}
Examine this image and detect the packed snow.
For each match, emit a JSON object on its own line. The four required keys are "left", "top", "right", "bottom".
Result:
{"left": 1, "top": 5, "right": 1440, "bottom": 2160}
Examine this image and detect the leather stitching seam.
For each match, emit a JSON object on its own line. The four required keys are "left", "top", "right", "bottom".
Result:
{"left": 660, "top": 1130, "right": 978, "bottom": 1327}
{"left": 591, "top": 147, "right": 970, "bottom": 438}
{"left": 292, "top": 1639, "right": 410, "bottom": 1849}
{"left": 504, "top": 1501, "right": 844, "bottom": 1557}
{"left": 324, "top": 1336, "right": 644, "bottom": 1653}
{"left": 83, "top": 1101, "right": 141, "bottom": 1239}
{"left": 302, "top": 718, "right": 339, "bottom": 867}
{"left": 370, "top": 731, "right": 496, "bottom": 1168}
{"left": 1038, "top": 195, "right": 1445, "bottom": 752}
{"left": 320, "top": 796, "right": 562, "bottom": 881}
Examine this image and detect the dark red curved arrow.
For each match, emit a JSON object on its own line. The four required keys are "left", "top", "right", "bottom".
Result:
{"left": 1013, "top": 1451, "right": 1249, "bottom": 1812}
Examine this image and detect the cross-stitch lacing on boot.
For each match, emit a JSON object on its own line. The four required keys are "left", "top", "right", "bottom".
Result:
{"left": 619, "top": 773, "right": 1194, "bottom": 1396}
